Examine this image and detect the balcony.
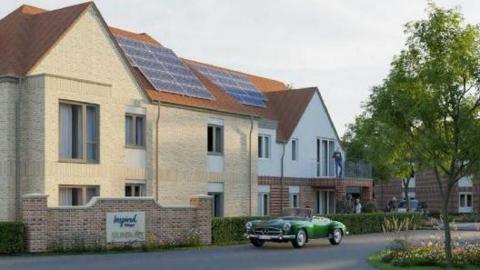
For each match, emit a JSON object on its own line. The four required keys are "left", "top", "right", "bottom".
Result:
{"left": 316, "top": 160, "right": 372, "bottom": 179}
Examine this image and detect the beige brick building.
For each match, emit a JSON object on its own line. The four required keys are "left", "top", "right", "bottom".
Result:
{"left": 0, "top": 2, "right": 370, "bottom": 222}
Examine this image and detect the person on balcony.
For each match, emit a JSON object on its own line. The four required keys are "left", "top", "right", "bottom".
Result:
{"left": 332, "top": 148, "right": 343, "bottom": 177}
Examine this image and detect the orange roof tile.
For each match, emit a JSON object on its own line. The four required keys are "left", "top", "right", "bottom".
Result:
{"left": 0, "top": 2, "right": 91, "bottom": 76}
{"left": 109, "top": 26, "right": 161, "bottom": 46}
{"left": 182, "top": 58, "right": 288, "bottom": 93}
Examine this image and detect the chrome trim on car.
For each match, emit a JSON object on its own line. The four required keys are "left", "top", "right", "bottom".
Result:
{"left": 245, "top": 233, "right": 296, "bottom": 240}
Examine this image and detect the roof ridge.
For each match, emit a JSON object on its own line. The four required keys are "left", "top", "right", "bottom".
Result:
{"left": 18, "top": 4, "right": 47, "bottom": 15}
{"left": 183, "top": 58, "right": 284, "bottom": 84}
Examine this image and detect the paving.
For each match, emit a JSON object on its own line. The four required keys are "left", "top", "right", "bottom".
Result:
{"left": 0, "top": 231, "right": 478, "bottom": 270}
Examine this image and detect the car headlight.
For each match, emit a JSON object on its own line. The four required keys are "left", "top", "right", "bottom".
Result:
{"left": 283, "top": 223, "right": 291, "bottom": 232}
{"left": 246, "top": 222, "right": 252, "bottom": 230}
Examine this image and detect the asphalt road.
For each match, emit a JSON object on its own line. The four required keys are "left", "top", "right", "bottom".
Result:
{"left": 1, "top": 231, "right": 478, "bottom": 270}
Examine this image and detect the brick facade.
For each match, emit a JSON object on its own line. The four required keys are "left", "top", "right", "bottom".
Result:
{"left": 258, "top": 176, "right": 373, "bottom": 215}
{"left": 374, "top": 172, "right": 480, "bottom": 214}
{"left": 22, "top": 194, "right": 211, "bottom": 253}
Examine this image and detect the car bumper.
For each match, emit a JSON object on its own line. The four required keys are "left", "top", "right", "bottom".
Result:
{"left": 245, "top": 233, "right": 296, "bottom": 240}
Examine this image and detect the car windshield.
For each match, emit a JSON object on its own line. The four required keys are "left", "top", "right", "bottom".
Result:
{"left": 281, "top": 208, "right": 313, "bottom": 218}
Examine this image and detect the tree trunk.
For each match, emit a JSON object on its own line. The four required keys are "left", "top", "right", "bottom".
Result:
{"left": 403, "top": 178, "right": 410, "bottom": 211}
{"left": 442, "top": 197, "right": 453, "bottom": 268}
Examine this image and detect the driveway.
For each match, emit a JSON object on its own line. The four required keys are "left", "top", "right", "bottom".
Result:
{"left": 1, "top": 231, "right": 478, "bottom": 270}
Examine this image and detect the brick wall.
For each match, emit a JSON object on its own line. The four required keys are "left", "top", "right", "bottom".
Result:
{"left": 258, "top": 176, "right": 373, "bottom": 215}
{"left": 22, "top": 194, "right": 211, "bottom": 253}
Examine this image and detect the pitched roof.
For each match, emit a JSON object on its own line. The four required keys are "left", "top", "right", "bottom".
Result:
{"left": 0, "top": 2, "right": 91, "bottom": 76}
{"left": 109, "top": 27, "right": 161, "bottom": 46}
{"left": 182, "top": 59, "right": 288, "bottom": 93}
{"left": 263, "top": 88, "right": 317, "bottom": 142}
{"left": 0, "top": 3, "right": 335, "bottom": 143}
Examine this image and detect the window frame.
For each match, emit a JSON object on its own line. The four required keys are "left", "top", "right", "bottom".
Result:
{"left": 59, "top": 100, "right": 100, "bottom": 164}
{"left": 125, "top": 113, "right": 146, "bottom": 149}
{"left": 258, "top": 192, "right": 270, "bottom": 216}
{"left": 289, "top": 192, "right": 299, "bottom": 208}
{"left": 316, "top": 137, "right": 335, "bottom": 177}
{"left": 125, "top": 183, "right": 146, "bottom": 197}
{"left": 291, "top": 138, "right": 299, "bottom": 161}
{"left": 258, "top": 134, "right": 271, "bottom": 159}
{"left": 207, "top": 124, "right": 224, "bottom": 156}
{"left": 58, "top": 185, "right": 100, "bottom": 206}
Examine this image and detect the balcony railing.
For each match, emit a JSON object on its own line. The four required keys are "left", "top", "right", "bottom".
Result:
{"left": 344, "top": 160, "right": 372, "bottom": 179}
{"left": 315, "top": 160, "right": 372, "bottom": 179}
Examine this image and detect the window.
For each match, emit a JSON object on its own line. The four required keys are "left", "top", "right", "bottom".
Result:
{"left": 207, "top": 125, "right": 223, "bottom": 155}
{"left": 316, "top": 190, "right": 335, "bottom": 214}
{"left": 208, "top": 192, "right": 224, "bottom": 217}
{"left": 258, "top": 134, "right": 271, "bottom": 159}
{"left": 316, "top": 138, "right": 335, "bottom": 177}
{"left": 59, "top": 185, "right": 99, "bottom": 206}
{"left": 59, "top": 102, "right": 99, "bottom": 163}
{"left": 459, "top": 192, "right": 473, "bottom": 213}
{"left": 125, "top": 114, "right": 145, "bottom": 147}
{"left": 289, "top": 186, "right": 300, "bottom": 208}
{"left": 125, "top": 183, "right": 145, "bottom": 197}
{"left": 291, "top": 138, "right": 298, "bottom": 161}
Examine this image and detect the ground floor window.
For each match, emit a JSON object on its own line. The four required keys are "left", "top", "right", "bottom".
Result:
{"left": 59, "top": 185, "right": 99, "bottom": 206}
{"left": 289, "top": 186, "right": 300, "bottom": 208}
{"left": 459, "top": 192, "right": 473, "bottom": 213}
{"left": 125, "top": 183, "right": 145, "bottom": 197}
{"left": 258, "top": 192, "right": 270, "bottom": 216}
{"left": 316, "top": 190, "right": 335, "bottom": 214}
{"left": 208, "top": 192, "right": 224, "bottom": 217}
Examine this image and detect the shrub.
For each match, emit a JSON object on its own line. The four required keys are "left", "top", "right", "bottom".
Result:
{"left": 211, "top": 216, "right": 268, "bottom": 244}
{"left": 0, "top": 222, "right": 24, "bottom": 254}
{"left": 211, "top": 212, "right": 425, "bottom": 244}
{"left": 324, "top": 212, "right": 425, "bottom": 235}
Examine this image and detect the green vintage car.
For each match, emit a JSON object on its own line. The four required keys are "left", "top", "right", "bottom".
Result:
{"left": 245, "top": 208, "right": 348, "bottom": 248}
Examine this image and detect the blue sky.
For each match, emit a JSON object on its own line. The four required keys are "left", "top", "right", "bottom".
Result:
{"left": 3, "top": 0, "right": 479, "bottom": 135}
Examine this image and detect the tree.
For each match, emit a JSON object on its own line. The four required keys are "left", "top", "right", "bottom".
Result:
{"left": 349, "top": 4, "right": 480, "bottom": 267}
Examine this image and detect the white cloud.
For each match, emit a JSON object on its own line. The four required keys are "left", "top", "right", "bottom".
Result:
{"left": 2, "top": 0, "right": 479, "bottom": 135}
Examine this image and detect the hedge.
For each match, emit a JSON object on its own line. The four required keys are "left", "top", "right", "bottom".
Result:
{"left": 211, "top": 212, "right": 425, "bottom": 245}
{"left": 0, "top": 222, "right": 24, "bottom": 254}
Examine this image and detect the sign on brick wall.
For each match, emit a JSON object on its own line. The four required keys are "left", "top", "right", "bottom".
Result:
{"left": 106, "top": 212, "right": 145, "bottom": 243}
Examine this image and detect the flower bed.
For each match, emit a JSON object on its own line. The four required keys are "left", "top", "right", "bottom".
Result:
{"left": 379, "top": 239, "right": 480, "bottom": 268}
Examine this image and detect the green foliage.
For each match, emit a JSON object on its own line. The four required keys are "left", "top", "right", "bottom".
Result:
{"left": 380, "top": 243, "right": 480, "bottom": 268}
{"left": 211, "top": 216, "right": 269, "bottom": 244}
{"left": 211, "top": 213, "right": 425, "bottom": 244}
{"left": 0, "top": 222, "right": 25, "bottom": 254}
{"left": 344, "top": 3, "right": 480, "bottom": 266}
{"left": 325, "top": 213, "right": 425, "bottom": 235}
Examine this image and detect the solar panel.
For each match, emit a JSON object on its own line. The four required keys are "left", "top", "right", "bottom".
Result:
{"left": 116, "top": 36, "right": 214, "bottom": 100}
{"left": 190, "top": 63, "right": 267, "bottom": 107}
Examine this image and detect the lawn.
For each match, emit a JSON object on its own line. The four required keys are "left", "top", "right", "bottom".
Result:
{"left": 367, "top": 252, "right": 477, "bottom": 270}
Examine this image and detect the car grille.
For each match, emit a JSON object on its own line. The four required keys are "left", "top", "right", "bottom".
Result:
{"left": 254, "top": 227, "right": 282, "bottom": 236}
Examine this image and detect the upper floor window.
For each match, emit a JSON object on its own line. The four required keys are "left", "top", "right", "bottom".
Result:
{"left": 258, "top": 134, "right": 271, "bottom": 159}
{"left": 316, "top": 138, "right": 335, "bottom": 177}
{"left": 291, "top": 138, "right": 298, "bottom": 161}
{"left": 125, "top": 114, "right": 145, "bottom": 147}
{"left": 208, "top": 125, "right": 223, "bottom": 155}
{"left": 59, "top": 101, "right": 99, "bottom": 163}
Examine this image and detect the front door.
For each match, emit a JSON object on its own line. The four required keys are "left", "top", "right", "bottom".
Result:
{"left": 316, "top": 190, "right": 335, "bottom": 214}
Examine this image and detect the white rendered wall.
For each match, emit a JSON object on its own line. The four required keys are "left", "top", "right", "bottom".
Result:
{"left": 257, "top": 92, "right": 343, "bottom": 178}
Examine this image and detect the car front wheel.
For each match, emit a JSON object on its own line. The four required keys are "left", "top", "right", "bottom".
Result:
{"left": 291, "top": 229, "right": 307, "bottom": 248}
{"left": 250, "top": 238, "right": 265, "bottom": 247}
{"left": 329, "top": 229, "right": 342, "bottom": 245}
